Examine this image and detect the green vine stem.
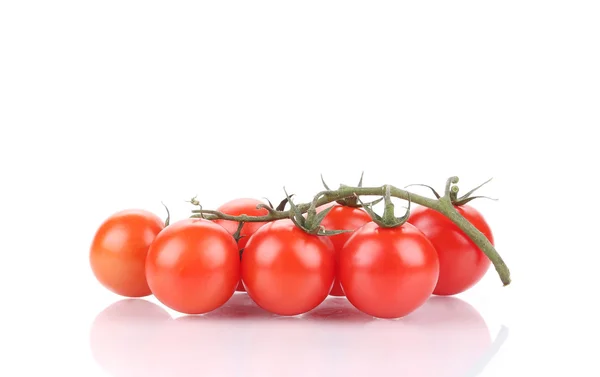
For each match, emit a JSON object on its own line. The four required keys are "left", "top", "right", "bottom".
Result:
{"left": 190, "top": 176, "right": 511, "bottom": 287}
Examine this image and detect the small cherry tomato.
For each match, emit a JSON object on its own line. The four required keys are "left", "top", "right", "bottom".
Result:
{"left": 320, "top": 205, "right": 372, "bottom": 296}
{"left": 146, "top": 218, "right": 240, "bottom": 314}
{"left": 90, "top": 209, "right": 164, "bottom": 297}
{"left": 339, "top": 222, "right": 439, "bottom": 319}
{"left": 408, "top": 205, "right": 493, "bottom": 295}
{"left": 241, "top": 219, "right": 335, "bottom": 316}
{"left": 214, "top": 198, "right": 269, "bottom": 292}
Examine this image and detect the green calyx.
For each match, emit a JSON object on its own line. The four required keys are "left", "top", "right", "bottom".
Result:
{"left": 449, "top": 177, "right": 498, "bottom": 206}
{"left": 407, "top": 177, "right": 497, "bottom": 206}
{"left": 359, "top": 185, "right": 411, "bottom": 228}
{"left": 284, "top": 188, "right": 352, "bottom": 236}
{"left": 259, "top": 194, "right": 294, "bottom": 213}
{"left": 321, "top": 171, "right": 370, "bottom": 208}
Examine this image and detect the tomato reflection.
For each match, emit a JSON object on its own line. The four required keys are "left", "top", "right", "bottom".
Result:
{"left": 90, "top": 294, "right": 505, "bottom": 377}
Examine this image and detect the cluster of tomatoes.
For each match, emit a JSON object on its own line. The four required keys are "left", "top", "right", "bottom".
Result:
{"left": 90, "top": 196, "right": 493, "bottom": 319}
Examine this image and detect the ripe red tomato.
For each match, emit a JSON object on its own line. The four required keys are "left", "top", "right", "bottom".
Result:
{"left": 408, "top": 205, "right": 494, "bottom": 295}
{"left": 145, "top": 218, "right": 240, "bottom": 314}
{"left": 90, "top": 209, "right": 164, "bottom": 297}
{"left": 319, "top": 205, "right": 372, "bottom": 296}
{"left": 339, "top": 222, "right": 439, "bottom": 319}
{"left": 214, "top": 198, "right": 269, "bottom": 292}
{"left": 241, "top": 219, "right": 335, "bottom": 316}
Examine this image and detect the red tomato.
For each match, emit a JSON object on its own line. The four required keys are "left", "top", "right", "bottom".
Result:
{"left": 241, "top": 219, "right": 335, "bottom": 316}
{"left": 145, "top": 218, "right": 240, "bottom": 314}
{"left": 339, "top": 222, "right": 439, "bottom": 319}
{"left": 320, "top": 205, "right": 372, "bottom": 296}
{"left": 214, "top": 198, "right": 269, "bottom": 292}
{"left": 90, "top": 209, "right": 164, "bottom": 297}
{"left": 408, "top": 205, "right": 493, "bottom": 295}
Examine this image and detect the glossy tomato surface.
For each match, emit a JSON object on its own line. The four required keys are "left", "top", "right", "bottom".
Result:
{"left": 146, "top": 219, "right": 240, "bottom": 314}
{"left": 241, "top": 219, "right": 335, "bottom": 316}
{"left": 320, "top": 205, "right": 372, "bottom": 296}
{"left": 90, "top": 209, "right": 164, "bottom": 297}
{"left": 214, "top": 198, "right": 269, "bottom": 291}
{"left": 408, "top": 205, "right": 493, "bottom": 296}
{"left": 339, "top": 222, "right": 439, "bottom": 319}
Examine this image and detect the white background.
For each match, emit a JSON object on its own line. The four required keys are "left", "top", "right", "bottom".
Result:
{"left": 1, "top": 1, "right": 599, "bottom": 376}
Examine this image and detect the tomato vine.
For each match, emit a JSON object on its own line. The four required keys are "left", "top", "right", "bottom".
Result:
{"left": 189, "top": 176, "right": 511, "bottom": 287}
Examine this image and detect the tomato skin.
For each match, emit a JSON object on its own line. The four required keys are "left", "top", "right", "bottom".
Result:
{"left": 214, "top": 198, "right": 269, "bottom": 249}
{"left": 241, "top": 219, "right": 335, "bottom": 316}
{"left": 408, "top": 205, "right": 493, "bottom": 296}
{"left": 339, "top": 222, "right": 439, "bottom": 319}
{"left": 145, "top": 218, "right": 240, "bottom": 314}
{"left": 90, "top": 209, "right": 164, "bottom": 297}
{"left": 320, "top": 205, "right": 372, "bottom": 296}
{"left": 214, "top": 198, "right": 269, "bottom": 291}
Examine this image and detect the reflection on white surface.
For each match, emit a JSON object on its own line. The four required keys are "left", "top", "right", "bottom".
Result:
{"left": 90, "top": 294, "right": 507, "bottom": 377}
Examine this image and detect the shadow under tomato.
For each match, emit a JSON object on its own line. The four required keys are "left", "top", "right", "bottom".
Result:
{"left": 199, "top": 292, "right": 277, "bottom": 321}
{"left": 302, "top": 297, "right": 373, "bottom": 323}
{"left": 89, "top": 295, "right": 508, "bottom": 377}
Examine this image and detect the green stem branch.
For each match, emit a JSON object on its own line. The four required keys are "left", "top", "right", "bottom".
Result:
{"left": 190, "top": 178, "right": 511, "bottom": 287}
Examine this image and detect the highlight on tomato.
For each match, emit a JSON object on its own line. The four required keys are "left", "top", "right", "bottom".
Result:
{"left": 145, "top": 218, "right": 240, "bottom": 315}
{"left": 408, "top": 204, "right": 494, "bottom": 296}
{"left": 241, "top": 218, "right": 336, "bottom": 316}
{"left": 90, "top": 209, "right": 164, "bottom": 297}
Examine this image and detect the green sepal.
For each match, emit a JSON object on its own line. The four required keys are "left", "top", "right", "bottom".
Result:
{"left": 357, "top": 187, "right": 412, "bottom": 228}
{"left": 276, "top": 194, "right": 294, "bottom": 211}
{"left": 458, "top": 177, "right": 493, "bottom": 200}
{"left": 262, "top": 197, "right": 274, "bottom": 209}
{"left": 395, "top": 195, "right": 411, "bottom": 225}
{"left": 357, "top": 196, "right": 385, "bottom": 226}
{"left": 285, "top": 188, "right": 352, "bottom": 236}
{"left": 161, "top": 202, "right": 171, "bottom": 227}
{"left": 321, "top": 172, "right": 367, "bottom": 207}
{"left": 311, "top": 204, "right": 335, "bottom": 227}
{"left": 404, "top": 183, "right": 441, "bottom": 199}
{"left": 451, "top": 178, "right": 498, "bottom": 206}
{"left": 320, "top": 174, "right": 332, "bottom": 190}
{"left": 284, "top": 187, "right": 307, "bottom": 228}
{"left": 357, "top": 171, "right": 364, "bottom": 187}
{"left": 454, "top": 195, "right": 498, "bottom": 206}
